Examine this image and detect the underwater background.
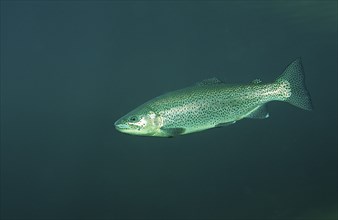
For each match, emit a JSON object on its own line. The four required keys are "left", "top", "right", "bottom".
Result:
{"left": 1, "top": 1, "right": 337, "bottom": 220}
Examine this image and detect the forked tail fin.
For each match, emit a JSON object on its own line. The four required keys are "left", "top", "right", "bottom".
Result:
{"left": 276, "top": 58, "right": 313, "bottom": 110}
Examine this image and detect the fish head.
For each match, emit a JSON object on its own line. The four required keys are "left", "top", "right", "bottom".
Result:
{"left": 115, "top": 106, "right": 163, "bottom": 136}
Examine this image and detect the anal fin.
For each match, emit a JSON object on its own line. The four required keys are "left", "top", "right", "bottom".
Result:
{"left": 246, "top": 105, "right": 269, "bottom": 119}
{"left": 215, "top": 121, "right": 236, "bottom": 128}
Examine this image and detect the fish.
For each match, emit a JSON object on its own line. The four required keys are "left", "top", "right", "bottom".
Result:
{"left": 114, "top": 58, "right": 313, "bottom": 137}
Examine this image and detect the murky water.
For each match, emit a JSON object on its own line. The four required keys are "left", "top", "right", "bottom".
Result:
{"left": 1, "top": 1, "right": 337, "bottom": 220}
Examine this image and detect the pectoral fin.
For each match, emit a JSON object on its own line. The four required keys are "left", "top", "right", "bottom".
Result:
{"left": 160, "top": 127, "right": 185, "bottom": 137}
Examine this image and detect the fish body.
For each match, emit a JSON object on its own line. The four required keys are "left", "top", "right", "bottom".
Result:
{"left": 115, "top": 58, "right": 312, "bottom": 137}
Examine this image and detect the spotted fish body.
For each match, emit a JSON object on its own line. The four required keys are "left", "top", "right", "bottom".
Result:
{"left": 115, "top": 58, "right": 312, "bottom": 137}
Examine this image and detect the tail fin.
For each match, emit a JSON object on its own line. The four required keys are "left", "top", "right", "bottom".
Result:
{"left": 276, "top": 58, "right": 313, "bottom": 110}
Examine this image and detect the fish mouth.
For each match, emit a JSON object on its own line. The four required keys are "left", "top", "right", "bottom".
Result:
{"left": 114, "top": 120, "right": 130, "bottom": 130}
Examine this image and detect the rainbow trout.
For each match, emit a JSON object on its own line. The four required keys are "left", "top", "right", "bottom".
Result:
{"left": 115, "top": 58, "right": 312, "bottom": 137}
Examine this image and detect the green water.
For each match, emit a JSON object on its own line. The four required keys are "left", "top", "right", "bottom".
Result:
{"left": 1, "top": 1, "right": 337, "bottom": 220}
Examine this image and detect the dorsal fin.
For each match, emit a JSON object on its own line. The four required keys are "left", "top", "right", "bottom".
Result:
{"left": 252, "top": 79, "right": 262, "bottom": 84}
{"left": 196, "top": 77, "right": 224, "bottom": 86}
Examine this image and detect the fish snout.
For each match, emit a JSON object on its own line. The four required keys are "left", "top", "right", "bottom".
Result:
{"left": 114, "top": 119, "right": 130, "bottom": 130}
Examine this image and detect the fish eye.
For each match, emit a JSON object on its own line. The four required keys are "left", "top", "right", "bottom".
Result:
{"left": 129, "top": 116, "right": 138, "bottom": 122}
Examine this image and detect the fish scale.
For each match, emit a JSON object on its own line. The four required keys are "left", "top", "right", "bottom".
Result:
{"left": 151, "top": 84, "right": 274, "bottom": 134}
